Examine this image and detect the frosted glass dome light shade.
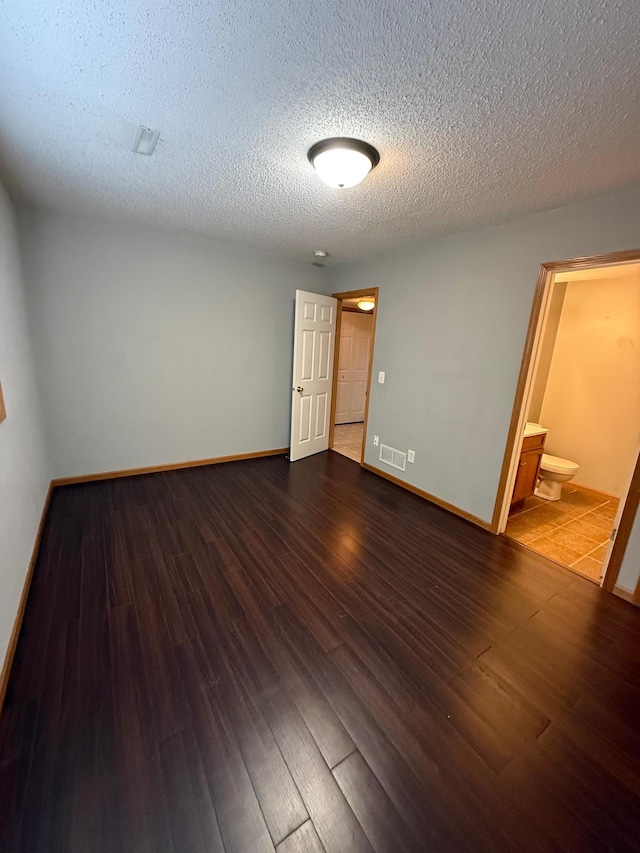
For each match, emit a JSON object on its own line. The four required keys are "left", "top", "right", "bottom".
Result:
{"left": 312, "top": 149, "right": 371, "bottom": 189}
{"left": 308, "top": 138, "right": 380, "bottom": 189}
{"left": 357, "top": 300, "right": 375, "bottom": 312}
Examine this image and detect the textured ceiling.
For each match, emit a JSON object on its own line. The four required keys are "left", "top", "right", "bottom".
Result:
{"left": 1, "top": 0, "right": 639, "bottom": 262}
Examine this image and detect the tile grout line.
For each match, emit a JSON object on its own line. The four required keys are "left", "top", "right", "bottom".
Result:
{"left": 525, "top": 501, "right": 612, "bottom": 532}
{"left": 509, "top": 497, "right": 615, "bottom": 538}
{"left": 569, "top": 541, "right": 611, "bottom": 570}
{"left": 505, "top": 488, "right": 618, "bottom": 579}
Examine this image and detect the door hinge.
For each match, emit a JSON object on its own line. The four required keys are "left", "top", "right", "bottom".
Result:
{"left": 610, "top": 527, "right": 617, "bottom": 541}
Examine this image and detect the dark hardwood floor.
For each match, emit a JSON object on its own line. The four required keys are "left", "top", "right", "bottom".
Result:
{"left": 2, "top": 451, "right": 640, "bottom": 852}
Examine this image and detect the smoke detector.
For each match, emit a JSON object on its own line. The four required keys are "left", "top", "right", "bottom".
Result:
{"left": 133, "top": 125, "right": 160, "bottom": 155}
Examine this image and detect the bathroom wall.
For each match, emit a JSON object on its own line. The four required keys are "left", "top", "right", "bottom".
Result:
{"left": 527, "top": 282, "right": 567, "bottom": 423}
{"left": 539, "top": 272, "right": 640, "bottom": 497}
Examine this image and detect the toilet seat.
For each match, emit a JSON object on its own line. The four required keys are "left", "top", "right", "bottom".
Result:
{"left": 540, "top": 453, "right": 579, "bottom": 476}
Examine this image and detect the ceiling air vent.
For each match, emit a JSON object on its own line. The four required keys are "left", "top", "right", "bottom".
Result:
{"left": 379, "top": 444, "right": 407, "bottom": 472}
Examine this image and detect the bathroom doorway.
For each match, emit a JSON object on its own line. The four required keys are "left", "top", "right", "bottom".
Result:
{"left": 329, "top": 289, "right": 378, "bottom": 464}
{"left": 496, "top": 252, "right": 640, "bottom": 592}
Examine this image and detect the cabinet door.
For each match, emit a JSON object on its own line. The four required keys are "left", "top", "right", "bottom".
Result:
{"left": 512, "top": 451, "right": 542, "bottom": 504}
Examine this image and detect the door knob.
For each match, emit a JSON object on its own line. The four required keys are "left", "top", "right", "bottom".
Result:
{"left": 296, "top": 386, "right": 304, "bottom": 393}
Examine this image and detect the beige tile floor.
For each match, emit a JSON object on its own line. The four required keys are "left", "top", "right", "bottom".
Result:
{"left": 505, "top": 485, "right": 618, "bottom": 582}
{"left": 332, "top": 422, "right": 364, "bottom": 462}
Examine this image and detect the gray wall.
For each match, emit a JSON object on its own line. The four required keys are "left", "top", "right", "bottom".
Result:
{"left": 18, "top": 207, "right": 328, "bottom": 478}
{"left": 0, "top": 187, "right": 50, "bottom": 668}
{"left": 329, "top": 186, "right": 640, "bottom": 582}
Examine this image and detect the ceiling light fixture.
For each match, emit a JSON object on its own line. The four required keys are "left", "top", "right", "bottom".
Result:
{"left": 133, "top": 125, "right": 160, "bottom": 155}
{"left": 308, "top": 138, "right": 379, "bottom": 189}
{"left": 358, "top": 300, "right": 375, "bottom": 312}
{"left": 314, "top": 250, "right": 328, "bottom": 258}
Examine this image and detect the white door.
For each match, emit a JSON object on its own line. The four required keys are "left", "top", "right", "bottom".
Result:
{"left": 290, "top": 290, "right": 338, "bottom": 462}
{"left": 335, "top": 312, "right": 372, "bottom": 424}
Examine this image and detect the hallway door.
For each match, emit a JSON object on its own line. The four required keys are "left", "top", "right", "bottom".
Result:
{"left": 335, "top": 311, "right": 372, "bottom": 424}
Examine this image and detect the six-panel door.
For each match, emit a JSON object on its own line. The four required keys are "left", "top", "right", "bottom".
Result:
{"left": 289, "top": 290, "right": 338, "bottom": 462}
{"left": 335, "top": 311, "right": 373, "bottom": 425}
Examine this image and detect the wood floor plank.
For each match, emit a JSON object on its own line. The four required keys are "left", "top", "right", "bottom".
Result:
{"left": 18, "top": 619, "right": 73, "bottom": 853}
{"left": 258, "top": 610, "right": 356, "bottom": 770}
{"left": 128, "top": 562, "right": 193, "bottom": 743}
{"left": 109, "top": 605, "right": 175, "bottom": 853}
{"left": 332, "top": 751, "right": 419, "bottom": 853}
{"left": 158, "top": 726, "right": 225, "bottom": 853}
{"left": 0, "top": 699, "right": 39, "bottom": 851}
{"left": 259, "top": 684, "right": 374, "bottom": 853}
{"left": 272, "top": 602, "right": 455, "bottom": 848}
{"left": 78, "top": 530, "right": 110, "bottom": 683}
{"left": 224, "top": 689, "right": 309, "bottom": 846}
{"left": 175, "top": 639, "right": 275, "bottom": 853}
{"left": 215, "top": 621, "right": 309, "bottom": 845}
{"left": 2, "top": 452, "right": 640, "bottom": 852}
{"left": 276, "top": 820, "right": 325, "bottom": 853}
{"left": 341, "top": 612, "right": 530, "bottom": 775}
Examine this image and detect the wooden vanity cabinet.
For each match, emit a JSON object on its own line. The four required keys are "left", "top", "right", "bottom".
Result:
{"left": 511, "top": 433, "right": 546, "bottom": 505}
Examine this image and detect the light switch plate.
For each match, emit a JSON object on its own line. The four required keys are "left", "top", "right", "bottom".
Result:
{"left": 373, "top": 435, "right": 379, "bottom": 446}
{"left": 407, "top": 449, "right": 415, "bottom": 463}
{"left": 378, "top": 371, "right": 385, "bottom": 384}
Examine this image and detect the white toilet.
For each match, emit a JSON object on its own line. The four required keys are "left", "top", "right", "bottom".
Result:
{"left": 535, "top": 453, "right": 580, "bottom": 501}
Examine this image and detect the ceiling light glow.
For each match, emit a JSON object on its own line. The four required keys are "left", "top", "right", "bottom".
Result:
{"left": 308, "top": 138, "right": 379, "bottom": 189}
{"left": 358, "top": 300, "right": 375, "bottom": 312}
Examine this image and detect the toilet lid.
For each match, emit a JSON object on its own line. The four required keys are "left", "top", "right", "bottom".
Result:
{"left": 541, "top": 453, "right": 579, "bottom": 475}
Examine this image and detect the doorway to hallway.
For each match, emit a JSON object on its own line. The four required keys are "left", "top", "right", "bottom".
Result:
{"left": 332, "top": 422, "right": 365, "bottom": 462}
{"left": 329, "top": 290, "right": 378, "bottom": 464}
